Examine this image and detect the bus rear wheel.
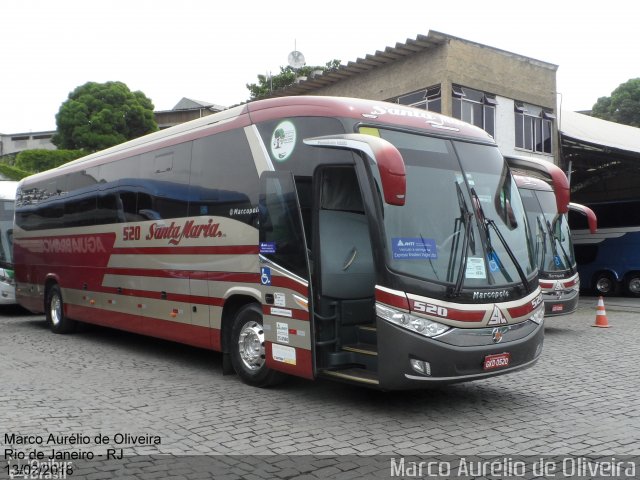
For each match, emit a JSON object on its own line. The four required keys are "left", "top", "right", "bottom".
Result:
{"left": 46, "top": 284, "right": 76, "bottom": 334}
{"left": 593, "top": 272, "right": 618, "bottom": 297}
{"left": 230, "top": 304, "right": 284, "bottom": 387}
{"left": 624, "top": 272, "right": 640, "bottom": 298}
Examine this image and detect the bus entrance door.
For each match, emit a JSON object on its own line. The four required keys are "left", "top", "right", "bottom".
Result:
{"left": 258, "top": 172, "right": 315, "bottom": 379}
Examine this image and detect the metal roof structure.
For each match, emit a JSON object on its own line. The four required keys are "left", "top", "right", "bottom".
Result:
{"left": 268, "top": 30, "right": 557, "bottom": 99}
{"left": 560, "top": 110, "right": 640, "bottom": 156}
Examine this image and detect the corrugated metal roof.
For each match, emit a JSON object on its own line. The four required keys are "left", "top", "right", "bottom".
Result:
{"left": 268, "top": 30, "right": 557, "bottom": 98}
{"left": 268, "top": 32, "right": 447, "bottom": 97}
{"left": 560, "top": 110, "right": 640, "bottom": 155}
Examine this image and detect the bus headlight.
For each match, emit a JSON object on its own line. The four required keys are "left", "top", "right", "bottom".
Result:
{"left": 376, "top": 303, "right": 450, "bottom": 338}
{"left": 530, "top": 307, "right": 545, "bottom": 325}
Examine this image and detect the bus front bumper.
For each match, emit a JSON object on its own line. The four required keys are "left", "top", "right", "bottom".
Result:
{"left": 376, "top": 317, "right": 544, "bottom": 390}
{"left": 542, "top": 289, "right": 579, "bottom": 316}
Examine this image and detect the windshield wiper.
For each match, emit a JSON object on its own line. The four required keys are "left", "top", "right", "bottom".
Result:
{"left": 447, "top": 182, "right": 474, "bottom": 297}
{"left": 470, "top": 188, "right": 531, "bottom": 294}
{"left": 547, "top": 219, "right": 575, "bottom": 274}
{"left": 536, "top": 216, "right": 548, "bottom": 270}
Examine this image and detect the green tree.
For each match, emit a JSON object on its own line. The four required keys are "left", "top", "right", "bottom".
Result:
{"left": 14, "top": 149, "right": 84, "bottom": 173}
{"left": 591, "top": 78, "right": 640, "bottom": 127}
{"left": 53, "top": 81, "right": 158, "bottom": 151}
{"left": 0, "top": 163, "right": 31, "bottom": 180}
{"left": 247, "top": 60, "right": 342, "bottom": 100}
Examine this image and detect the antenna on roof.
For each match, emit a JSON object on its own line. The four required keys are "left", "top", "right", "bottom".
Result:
{"left": 287, "top": 40, "right": 305, "bottom": 69}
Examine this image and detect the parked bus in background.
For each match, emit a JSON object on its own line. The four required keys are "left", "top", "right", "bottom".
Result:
{"left": 506, "top": 156, "right": 596, "bottom": 316}
{"left": 570, "top": 207, "right": 640, "bottom": 297}
{"left": 13, "top": 96, "right": 544, "bottom": 390}
{"left": 0, "top": 181, "right": 18, "bottom": 304}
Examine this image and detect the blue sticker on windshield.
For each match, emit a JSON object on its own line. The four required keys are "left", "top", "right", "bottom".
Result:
{"left": 487, "top": 252, "right": 500, "bottom": 272}
{"left": 260, "top": 242, "right": 276, "bottom": 254}
{"left": 554, "top": 255, "right": 562, "bottom": 267}
{"left": 392, "top": 238, "right": 437, "bottom": 260}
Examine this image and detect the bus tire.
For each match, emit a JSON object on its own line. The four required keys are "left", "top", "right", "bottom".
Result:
{"left": 593, "top": 272, "right": 618, "bottom": 297}
{"left": 624, "top": 272, "right": 640, "bottom": 298}
{"left": 46, "top": 284, "right": 76, "bottom": 334}
{"left": 230, "top": 303, "right": 284, "bottom": 388}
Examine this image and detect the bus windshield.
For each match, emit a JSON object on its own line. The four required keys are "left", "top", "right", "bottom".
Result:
{"left": 0, "top": 198, "right": 14, "bottom": 267}
{"left": 366, "top": 129, "right": 535, "bottom": 289}
{"left": 520, "top": 188, "right": 575, "bottom": 273}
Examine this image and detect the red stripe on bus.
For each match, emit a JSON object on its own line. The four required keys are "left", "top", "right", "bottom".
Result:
{"left": 270, "top": 276, "right": 309, "bottom": 296}
{"left": 445, "top": 308, "right": 485, "bottom": 322}
{"left": 105, "top": 268, "right": 259, "bottom": 284}
{"left": 65, "top": 304, "right": 221, "bottom": 350}
{"left": 112, "top": 245, "right": 258, "bottom": 255}
{"left": 507, "top": 302, "right": 535, "bottom": 319}
{"left": 375, "top": 287, "right": 409, "bottom": 310}
{"left": 98, "top": 287, "right": 226, "bottom": 307}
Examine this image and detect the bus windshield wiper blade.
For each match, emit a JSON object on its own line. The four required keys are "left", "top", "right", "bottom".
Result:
{"left": 547, "top": 219, "right": 575, "bottom": 274}
{"left": 448, "top": 182, "right": 474, "bottom": 297}
{"left": 470, "top": 188, "right": 530, "bottom": 294}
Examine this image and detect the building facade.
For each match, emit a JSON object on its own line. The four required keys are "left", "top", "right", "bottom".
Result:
{"left": 0, "top": 131, "right": 56, "bottom": 157}
{"left": 271, "top": 31, "right": 559, "bottom": 163}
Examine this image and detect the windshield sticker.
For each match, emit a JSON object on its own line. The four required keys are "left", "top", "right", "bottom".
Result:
{"left": 270, "top": 120, "right": 296, "bottom": 162}
{"left": 465, "top": 257, "right": 487, "bottom": 279}
{"left": 487, "top": 252, "right": 500, "bottom": 273}
{"left": 392, "top": 237, "right": 437, "bottom": 260}
{"left": 260, "top": 242, "right": 276, "bottom": 254}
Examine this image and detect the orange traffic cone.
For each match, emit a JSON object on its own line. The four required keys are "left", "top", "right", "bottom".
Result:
{"left": 592, "top": 296, "right": 610, "bottom": 328}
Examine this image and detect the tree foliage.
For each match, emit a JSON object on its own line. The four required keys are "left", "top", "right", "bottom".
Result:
{"left": 591, "top": 78, "right": 640, "bottom": 127}
{"left": 0, "top": 163, "right": 31, "bottom": 181}
{"left": 247, "top": 60, "right": 342, "bottom": 100}
{"left": 52, "top": 81, "right": 158, "bottom": 151}
{"left": 14, "top": 149, "right": 84, "bottom": 173}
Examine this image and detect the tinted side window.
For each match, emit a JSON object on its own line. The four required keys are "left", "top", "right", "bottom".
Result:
{"left": 189, "top": 129, "right": 258, "bottom": 224}
{"left": 16, "top": 178, "right": 65, "bottom": 231}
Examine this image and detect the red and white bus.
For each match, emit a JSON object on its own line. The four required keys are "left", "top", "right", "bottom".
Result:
{"left": 13, "top": 96, "right": 544, "bottom": 389}
{"left": 506, "top": 156, "right": 596, "bottom": 316}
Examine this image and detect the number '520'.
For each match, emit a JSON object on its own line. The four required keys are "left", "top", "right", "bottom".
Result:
{"left": 123, "top": 225, "right": 141, "bottom": 241}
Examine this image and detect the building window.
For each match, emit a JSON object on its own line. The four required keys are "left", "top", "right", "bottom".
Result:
{"left": 394, "top": 85, "right": 441, "bottom": 113}
{"left": 451, "top": 85, "right": 496, "bottom": 138}
{"left": 514, "top": 102, "right": 554, "bottom": 154}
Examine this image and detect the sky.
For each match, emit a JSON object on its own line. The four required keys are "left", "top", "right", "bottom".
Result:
{"left": 1, "top": 0, "right": 638, "bottom": 133}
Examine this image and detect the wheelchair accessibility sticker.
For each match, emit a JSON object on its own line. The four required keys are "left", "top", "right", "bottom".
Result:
{"left": 261, "top": 267, "right": 272, "bottom": 285}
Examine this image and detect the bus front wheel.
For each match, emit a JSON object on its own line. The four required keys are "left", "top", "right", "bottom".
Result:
{"left": 229, "top": 304, "right": 284, "bottom": 387}
{"left": 593, "top": 272, "right": 618, "bottom": 297}
{"left": 45, "top": 284, "right": 76, "bottom": 334}
{"left": 624, "top": 272, "right": 640, "bottom": 298}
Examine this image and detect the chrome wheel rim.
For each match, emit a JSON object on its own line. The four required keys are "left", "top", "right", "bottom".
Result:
{"left": 50, "top": 294, "right": 62, "bottom": 326}
{"left": 628, "top": 277, "right": 640, "bottom": 295}
{"left": 237, "top": 321, "right": 265, "bottom": 371}
{"left": 596, "top": 277, "right": 612, "bottom": 293}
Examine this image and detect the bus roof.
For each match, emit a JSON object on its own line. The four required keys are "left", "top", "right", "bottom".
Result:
{"left": 513, "top": 174, "right": 554, "bottom": 192}
{"left": 20, "top": 96, "right": 494, "bottom": 186}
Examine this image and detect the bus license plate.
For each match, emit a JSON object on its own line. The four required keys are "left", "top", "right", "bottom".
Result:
{"left": 483, "top": 353, "right": 510, "bottom": 370}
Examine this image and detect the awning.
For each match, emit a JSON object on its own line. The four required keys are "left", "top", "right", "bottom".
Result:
{"left": 560, "top": 110, "right": 640, "bottom": 155}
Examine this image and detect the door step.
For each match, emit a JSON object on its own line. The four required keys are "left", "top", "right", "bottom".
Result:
{"left": 322, "top": 367, "right": 379, "bottom": 386}
{"left": 342, "top": 343, "right": 377, "bottom": 356}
